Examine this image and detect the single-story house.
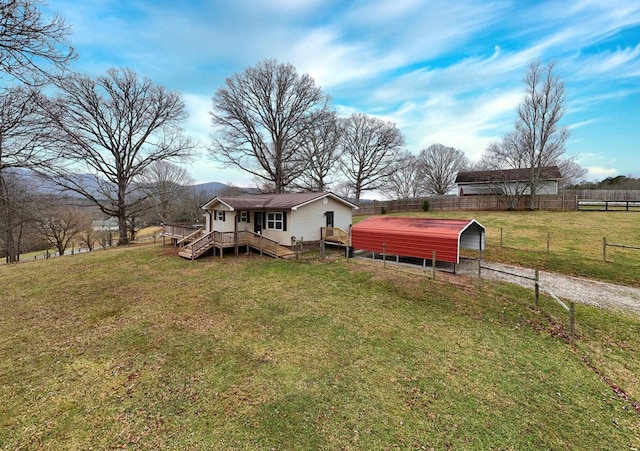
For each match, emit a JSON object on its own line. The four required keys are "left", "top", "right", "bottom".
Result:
{"left": 170, "top": 192, "right": 359, "bottom": 259}
{"left": 351, "top": 216, "right": 485, "bottom": 266}
{"left": 455, "top": 166, "right": 562, "bottom": 196}
{"left": 202, "top": 191, "right": 357, "bottom": 243}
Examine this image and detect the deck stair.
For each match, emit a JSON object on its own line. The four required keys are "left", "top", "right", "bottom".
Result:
{"left": 178, "top": 232, "right": 216, "bottom": 260}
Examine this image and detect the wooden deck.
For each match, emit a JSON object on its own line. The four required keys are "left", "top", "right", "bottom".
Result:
{"left": 321, "top": 227, "right": 350, "bottom": 246}
{"left": 176, "top": 230, "right": 295, "bottom": 260}
{"left": 165, "top": 225, "right": 349, "bottom": 261}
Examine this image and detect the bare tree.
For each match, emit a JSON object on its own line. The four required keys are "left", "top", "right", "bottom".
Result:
{"left": 382, "top": 151, "right": 424, "bottom": 199}
{"left": 0, "top": 169, "right": 37, "bottom": 262}
{"left": 210, "top": 59, "right": 331, "bottom": 193}
{"left": 39, "top": 68, "right": 196, "bottom": 245}
{"left": 76, "top": 211, "right": 101, "bottom": 252}
{"left": 36, "top": 205, "right": 84, "bottom": 256}
{"left": 0, "top": 0, "right": 75, "bottom": 84}
{"left": 557, "top": 155, "right": 587, "bottom": 188}
{"left": 481, "top": 61, "right": 569, "bottom": 209}
{"left": 138, "top": 161, "right": 193, "bottom": 224}
{"left": 516, "top": 60, "right": 569, "bottom": 208}
{"left": 417, "top": 144, "right": 469, "bottom": 195}
{"left": 0, "top": 86, "right": 52, "bottom": 262}
{"left": 296, "top": 110, "right": 341, "bottom": 191}
{"left": 339, "top": 113, "right": 405, "bottom": 203}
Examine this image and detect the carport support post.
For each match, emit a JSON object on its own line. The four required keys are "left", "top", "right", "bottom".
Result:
{"left": 603, "top": 237, "right": 607, "bottom": 262}
{"left": 500, "top": 227, "right": 503, "bottom": 248}
{"left": 432, "top": 250, "right": 436, "bottom": 280}
{"left": 382, "top": 242, "right": 386, "bottom": 269}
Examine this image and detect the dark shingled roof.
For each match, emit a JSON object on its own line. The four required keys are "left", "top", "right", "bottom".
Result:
{"left": 455, "top": 166, "right": 562, "bottom": 183}
{"left": 202, "top": 192, "right": 358, "bottom": 210}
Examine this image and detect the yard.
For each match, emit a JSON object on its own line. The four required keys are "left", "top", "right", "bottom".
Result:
{"left": 1, "top": 210, "right": 639, "bottom": 449}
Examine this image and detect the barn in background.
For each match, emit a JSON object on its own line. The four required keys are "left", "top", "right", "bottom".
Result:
{"left": 351, "top": 216, "right": 485, "bottom": 268}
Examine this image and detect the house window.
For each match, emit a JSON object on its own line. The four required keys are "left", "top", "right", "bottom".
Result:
{"left": 239, "top": 211, "right": 248, "bottom": 222}
{"left": 266, "top": 212, "right": 284, "bottom": 230}
{"left": 215, "top": 210, "right": 225, "bottom": 221}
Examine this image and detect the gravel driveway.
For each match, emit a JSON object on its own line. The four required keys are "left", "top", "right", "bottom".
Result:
{"left": 457, "top": 259, "right": 640, "bottom": 316}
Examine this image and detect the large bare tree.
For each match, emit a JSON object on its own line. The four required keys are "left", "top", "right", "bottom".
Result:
{"left": 296, "top": 110, "right": 341, "bottom": 191}
{"left": 0, "top": 0, "right": 75, "bottom": 84}
{"left": 339, "top": 113, "right": 405, "bottom": 203}
{"left": 40, "top": 68, "right": 196, "bottom": 245}
{"left": 417, "top": 143, "right": 469, "bottom": 195}
{"left": 210, "top": 59, "right": 331, "bottom": 193}
{"left": 481, "top": 61, "right": 569, "bottom": 208}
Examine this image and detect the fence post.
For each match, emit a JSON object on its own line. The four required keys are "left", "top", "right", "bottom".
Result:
{"left": 546, "top": 232, "right": 550, "bottom": 254}
{"left": 569, "top": 302, "right": 575, "bottom": 347}
{"left": 602, "top": 237, "right": 607, "bottom": 262}
{"left": 534, "top": 269, "right": 540, "bottom": 310}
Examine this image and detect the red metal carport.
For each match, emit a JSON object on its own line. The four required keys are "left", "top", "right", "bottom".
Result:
{"left": 351, "top": 216, "right": 485, "bottom": 264}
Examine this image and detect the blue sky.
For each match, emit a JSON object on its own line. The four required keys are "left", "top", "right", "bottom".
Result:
{"left": 51, "top": 0, "right": 640, "bottom": 186}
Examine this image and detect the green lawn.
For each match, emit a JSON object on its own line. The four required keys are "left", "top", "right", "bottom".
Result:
{"left": 358, "top": 210, "right": 640, "bottom": 287}
{"left": 1, "top": 244, "right": 639, "bottom": 449}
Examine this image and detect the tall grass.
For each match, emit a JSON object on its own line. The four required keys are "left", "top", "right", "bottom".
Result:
{"left": 1, "top": 245, "right": 638, "bottom": 449}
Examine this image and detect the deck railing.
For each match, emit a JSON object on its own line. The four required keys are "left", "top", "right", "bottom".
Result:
{"left": 213, "top": 231, "right": 246, "bottom": 245}
{"left": 246, "top": 231, "right": 283, "bottom": 257}
{"left": 321, "top": 227, "right": 349, "bottom": 245}
{"left": 162, "top": 224, "right": 202, "bottom": 238}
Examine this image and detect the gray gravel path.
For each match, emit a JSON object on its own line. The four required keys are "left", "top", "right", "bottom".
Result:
{"left": 457, "top": 260, "right": 640, "bottom": 316}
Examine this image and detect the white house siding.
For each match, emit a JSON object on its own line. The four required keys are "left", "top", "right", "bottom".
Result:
{"left": 205, "top": 204, "right": 236, "bottom": 233}
{"left": 290, "top": 198, "right": 353, "bottom": 243}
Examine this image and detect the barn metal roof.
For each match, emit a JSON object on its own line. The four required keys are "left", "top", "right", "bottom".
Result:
{"left": 455, "top": 166, "right": 562, "bottom": 184}
{"left": 351, "top": 216, "right": 485, "bottom": 264}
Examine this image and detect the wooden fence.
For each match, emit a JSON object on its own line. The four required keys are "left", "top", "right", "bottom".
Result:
{"left": 355, "top": 194, "right": 577, "bottom": 215}
{"left": 563, "top": 189, "right": 640, "bottom": 201}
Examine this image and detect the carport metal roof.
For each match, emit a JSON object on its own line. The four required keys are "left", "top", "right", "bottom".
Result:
{"left": 351, "top": 216, "right": 485, "bottom": 264}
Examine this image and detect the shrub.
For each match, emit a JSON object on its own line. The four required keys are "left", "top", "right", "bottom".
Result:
{"left": 380, "top": 206, "right": 387, "bottom": 214}
{"left": 422, "top": 199, "right": 430, "bottom": 211}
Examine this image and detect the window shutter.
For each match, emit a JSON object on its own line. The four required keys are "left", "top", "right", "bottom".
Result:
{"left": 262, "top": 212, "right": 266, "bottom": 229}
{"left": 247, "top": 211, "right": 250, "bottom": 223}
{"left": 282, "top": 211, "right": 287, "bottom": 231}
{"left": 222, "top": 211, "right": 226, "bottom": 222}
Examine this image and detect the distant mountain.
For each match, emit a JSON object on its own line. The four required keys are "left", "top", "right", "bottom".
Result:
{"left": 190, "top": 181, "right": 230, "bottom": 194}
{"left": 190, "top": 181, "right": 260, "bottom": 196}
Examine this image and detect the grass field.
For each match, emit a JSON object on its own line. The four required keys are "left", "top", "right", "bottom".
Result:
{"left": 1, "top": 237, "right": 639, "bottom": 449}
{"left": 356, "top": 210, "right": 640, "bottom": 287}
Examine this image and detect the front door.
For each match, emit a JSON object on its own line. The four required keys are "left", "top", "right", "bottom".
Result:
{"left": 325, "top": 211, "right": 334, "bottom": 228}
{"left": 254, "top": 211, "right": 262, "bottom": 234}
